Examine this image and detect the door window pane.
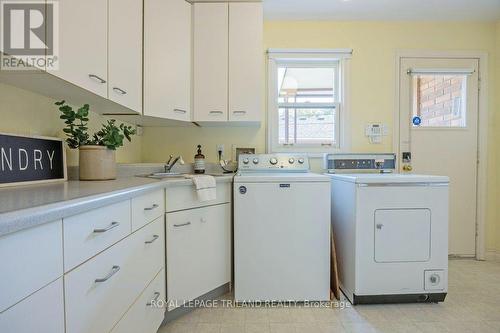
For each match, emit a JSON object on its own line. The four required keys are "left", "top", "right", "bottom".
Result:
{"left": 412, "top": 74, "right": 467, "bottom": 127}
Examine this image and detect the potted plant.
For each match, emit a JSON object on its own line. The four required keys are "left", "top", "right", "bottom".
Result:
{"left": 56, "top": 100, "right": 136, "bottom": 180}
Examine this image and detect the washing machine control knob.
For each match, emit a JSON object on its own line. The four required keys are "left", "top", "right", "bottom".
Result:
{"left": 270, "top": 157, "right": 278, "bottom": 165}
{"left": 252, "top": 158, "right": 259, "bottom": 164}
{"left": 298, "top": 158, "right": 305, "bottom": 164}
{"left": 288, "top": 158, "right": 295, "bottom": 164}
{"left": 243, "top": 158, "right": 249, "bottom": 164}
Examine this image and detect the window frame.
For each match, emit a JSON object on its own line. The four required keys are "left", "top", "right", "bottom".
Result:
{"left": 267, "top": 50, "right": 351, "bottom": 155}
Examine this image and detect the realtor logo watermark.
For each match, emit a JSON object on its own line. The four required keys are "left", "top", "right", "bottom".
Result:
{"left": 1, "top": 0, "right": 59, "bottom": 70}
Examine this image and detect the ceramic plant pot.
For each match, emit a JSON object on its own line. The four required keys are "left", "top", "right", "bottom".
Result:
{"left": 79, "top": 145, "right": 116, "bottom": 180}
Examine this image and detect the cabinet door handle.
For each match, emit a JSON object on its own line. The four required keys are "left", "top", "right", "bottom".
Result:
{"left": 146, "top": 291, "right": 161, "bottom": 306}
{"left": 88, "top": 74, "right": 106, "bottom": 84}
{"left": 174, "top": 109, "right": 187, "bottom": 114}
{"left": 209, "top": 111, "right": 223, "bottom": 114}
{"left": 113, "top": 87, "right": 127, "bottom": 95}
{"left": 233, "top": 110, "right": 246, "bottom": 114}
{"left": 173, "top": 222, "right": 191, "bottom": 228}
{"left": 144, "top": 204, "right": 159, "bottom": 211}
{"left": 145, "top": 234, "right": 159, "bottom": 244}
{"left": 93, "top": 221, "right": 119, "bottom": 233}
{"left": 95, "top": 265, "right": 120, "bottom": 283}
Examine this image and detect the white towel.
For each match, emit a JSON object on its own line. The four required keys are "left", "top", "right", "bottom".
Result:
{"left": 184, "top": 174, "right": 217, "bottom": 202}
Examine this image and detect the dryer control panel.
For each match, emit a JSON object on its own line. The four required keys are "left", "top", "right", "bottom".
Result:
{"left": 324, "top": 153, "right": 396, "bottom": 173}
{"left": 238, "top": 154, "right": 310, "bottom": 172}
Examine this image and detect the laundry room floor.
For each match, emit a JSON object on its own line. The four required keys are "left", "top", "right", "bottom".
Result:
{"left": 158, "top": 259, "right": 500, "bottom": 333}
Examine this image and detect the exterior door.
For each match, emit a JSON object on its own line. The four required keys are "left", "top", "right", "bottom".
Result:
{"left": 398, "top": 57, "right": 479, "bottom": 256}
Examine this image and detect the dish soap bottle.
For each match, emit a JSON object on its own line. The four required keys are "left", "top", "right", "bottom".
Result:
{"left": 194, "top": 145, "right": 206, "bottom": 174}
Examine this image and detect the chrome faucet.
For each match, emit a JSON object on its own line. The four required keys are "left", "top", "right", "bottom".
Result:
{"left": 164, "top": 155, "right": 185, "bottom": 173}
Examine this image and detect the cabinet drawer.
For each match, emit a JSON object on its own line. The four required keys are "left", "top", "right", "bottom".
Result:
{"left": 165, "top": 183, "right": 230, "bottom": 212}
{"left": 131, "top": 190, "right": 164, "bottom": 231}
{"left": 65, "top": 216, "right": 164, "bottom": 333}
{"left": 0, "top": 278, "right": 64, "bottom": 333}
{"left": 63, "top": 200, "right": 131, "bottom": 271}
{"left": 111, "top": 269, "right": 166, "bottom": 333}
{"left": 166, "top": 203, "right": 231, "bottom": 309}
{"left": 0, "top": 220, "right": 63, "bottom": 312}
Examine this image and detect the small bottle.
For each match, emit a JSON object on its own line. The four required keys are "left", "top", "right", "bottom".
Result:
{"left": 194, "top": 145, "right": 205, "bottom": 174}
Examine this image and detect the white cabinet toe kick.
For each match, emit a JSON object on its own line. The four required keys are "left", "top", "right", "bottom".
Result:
{"left": 0, "top": 181, "right": 232, "bottom": 333}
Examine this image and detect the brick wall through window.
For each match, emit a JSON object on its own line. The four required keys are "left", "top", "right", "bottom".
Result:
{"left": 413, "top": 75, "right": 466, "bottom": 127}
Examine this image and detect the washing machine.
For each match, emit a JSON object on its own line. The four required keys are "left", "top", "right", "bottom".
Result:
{"left": 325, "top": 153, "right": 449, "bottom": 304}
{"left": 234, "top": 154, "right": 331, "bottom": 302}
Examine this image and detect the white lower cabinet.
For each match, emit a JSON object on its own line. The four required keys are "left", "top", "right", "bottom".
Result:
{"left": 111, "top": 268, "right": 166, "bottom": 333}
{"left": 0, "top": 220, "right": 63, "bottom": 313}
{"left": 65, "top": 217, "right": 164, "bottom": 333}
{"left": 166, "top": 203, "right": 231, "bottom": 309}
{"left": 0, "top": 278, "right": 64, "bottom": 333}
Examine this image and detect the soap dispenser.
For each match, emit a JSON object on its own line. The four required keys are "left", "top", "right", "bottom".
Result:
{"left": 194, "top": 145, "right": 206, "bottom": 174}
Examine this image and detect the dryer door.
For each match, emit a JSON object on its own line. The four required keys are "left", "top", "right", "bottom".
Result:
{"left": 374, "top": 209, "right": 431, "bottom": 263}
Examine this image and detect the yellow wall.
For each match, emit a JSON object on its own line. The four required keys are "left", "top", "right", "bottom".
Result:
{"left": 142, "top": 20, "right": 500, "bottom": 251}
{"left": 1, "top": 20, "right": 499, "bottom": 252}
{"left": 0, "top": 83, "right": 142, "bottom": 166}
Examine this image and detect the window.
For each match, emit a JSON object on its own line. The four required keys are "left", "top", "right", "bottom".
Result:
{"left": 268, "top": 50, "right": 350, "bottom": 153}
{"left": 412, "top": 74, "right": 467, "bottom": 128}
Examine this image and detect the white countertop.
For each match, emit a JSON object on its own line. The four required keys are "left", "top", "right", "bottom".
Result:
{"left": 0, "top": 175, "right": 233, "bottom": 237}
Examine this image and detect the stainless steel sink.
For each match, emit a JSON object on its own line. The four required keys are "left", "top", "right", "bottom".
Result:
{"left": 137, "top": 172, "right": 186, "bottom": 179}
{"left": 137, "top": 172, "right": 230, "bottom": 180}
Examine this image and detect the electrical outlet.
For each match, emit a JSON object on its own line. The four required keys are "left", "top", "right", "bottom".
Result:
{"left": 216, "top": 144, "right": 224, "bottom": 158}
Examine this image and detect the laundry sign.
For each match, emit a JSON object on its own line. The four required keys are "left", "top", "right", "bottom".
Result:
{"left": 0, "top": 133, "right": 66, "bottom": 187}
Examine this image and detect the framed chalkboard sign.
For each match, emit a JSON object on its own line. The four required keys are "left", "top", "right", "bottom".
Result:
{"left": 0, "top": 133, "right": 67, "bottom": 188}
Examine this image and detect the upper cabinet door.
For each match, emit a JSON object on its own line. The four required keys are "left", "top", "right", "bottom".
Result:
{"left": 144, "top": 0, "right": 191, "bottom": 121}
{"left": 228, "top": 3, "right": 263, "bottom": 123}
{"left": 108, "top": 0, "right": 143, "bottom": 113}
{"left": 193, "top": 3, "right": 229, "bottom": 122}
{"left": 50, "top": 0, "right": 108, "bottom": 98}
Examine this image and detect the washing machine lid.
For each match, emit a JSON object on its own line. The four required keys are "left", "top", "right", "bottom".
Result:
{"left": 326, "top": 173, "right": 449, "bottom": 184}
{"left": 234, "top": 172, "right": 330, "bottom": 183}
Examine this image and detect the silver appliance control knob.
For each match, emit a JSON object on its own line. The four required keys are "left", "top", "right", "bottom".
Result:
{"left": 252, "top": 158, "right": 259, "bottom": 164}
{"left": 270, "top": 157, "right": 278, "bottom": 165}
{"left": 242, "top": 158, "right": 249, "bottom": 164}
{"left": 288, "top": 158, "right": 295, "bottom": 164}
{"left": 298, "top": 158, "right": 305, "bottom": 164}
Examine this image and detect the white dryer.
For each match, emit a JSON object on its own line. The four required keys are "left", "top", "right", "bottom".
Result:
{"left": 234, "top": 154, "right": 331, "bottom": 302}
{"left": 325, "top": 153, "right": 449, "bottom": 304}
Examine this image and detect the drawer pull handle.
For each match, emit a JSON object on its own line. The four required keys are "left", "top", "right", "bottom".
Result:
{"left": 95, "top": 265, "right": 120, "bottom": 283}
{"left": 144, "top": 204, "right": 159, "bottom": 211}
{"left": 174, "top": 108, "right": 187, "bottom": 114}
{"left": 233, "top": 110, "right": 246, "bottom": 114}
{"left": 146, "top": 292, "right": 161, "bottom": 306}
{"left": 113, "top": 87, "right": 127, "bottom": 95}
{"left": 93, "top": 221, "right": 120, "bottom": 233}
{"left": 145, "top": 234, "right": 159, "bottom": 244}
{"left": 88, "top": 74, "right": 106, "bottom": 84}
{"left": 209, "top": 111, "right": 223, "bottom": 114}
{"left": 173, "top": 222, "right": 191, "bottom": 228}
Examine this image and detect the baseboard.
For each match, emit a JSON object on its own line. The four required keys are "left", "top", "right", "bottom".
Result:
{"left": 485, "top": 249, "right": 500, "bottom": 261}
{"left": 160, "top": 283, "right": 231, "bottom": 325}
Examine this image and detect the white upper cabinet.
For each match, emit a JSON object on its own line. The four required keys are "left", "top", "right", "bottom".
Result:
{"left": 228, "top": 3, "right": 263, "bottom": 123}
{"left": 108, "top": 0, "right": 143, "bottom": 113}
{"left": 50, "top": 0, "right": 108, "bottom": 98}
{"left": 193, "top": 2, "right": 263, "bottom": 124}
{"left": 193, "top": 3, "right": 229, "bottom": 122}
{"left": 144, "top": 0, "right": 192, "bottom": 121}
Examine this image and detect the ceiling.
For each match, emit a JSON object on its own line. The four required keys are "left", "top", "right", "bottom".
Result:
{"left": 263, "top": 0, "right": 500, "bottom": 21}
